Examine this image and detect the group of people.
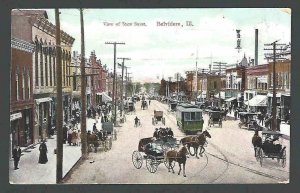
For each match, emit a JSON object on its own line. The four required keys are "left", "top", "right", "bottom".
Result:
{"left": 63, "top": 124, "right": 81, "bottom": 146}
{"left": 153, "top": 127, "right": 174, "bottom": 140}
{"left": 12, "top": 140, "right": 49, "bottom": 170}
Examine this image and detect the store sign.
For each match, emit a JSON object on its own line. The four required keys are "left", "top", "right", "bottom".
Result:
{"left": 10, "top": 112, "right": 22, "bottom": 121}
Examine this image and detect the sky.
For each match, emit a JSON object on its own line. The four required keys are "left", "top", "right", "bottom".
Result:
{"left": 44, "top": 8, "right": 291, "bottom": 83}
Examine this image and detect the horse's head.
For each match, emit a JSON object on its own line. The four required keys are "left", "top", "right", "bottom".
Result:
{"left": 203, "top": 130, "right": 211, "bottom": 138}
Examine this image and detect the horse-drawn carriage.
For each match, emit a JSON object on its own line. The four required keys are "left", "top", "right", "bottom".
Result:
{"left": 176, "top": 103, "right": 204, "bottom": 134}
{"left": 87, "top": 130, "right": 112, "bottom": 153}
{"left": 169, "top": 100, "right": 177, "bottom": 112}
{"left": 141, "top": 100, "right": 148, "bottom": 110}
{"left": 254, "top": 131, "right": 286, "bottom": 167}
{"left": 152, "top": 110, "right": 166, "bottom": 125}
{"left": 124, "top": 101, "right": 135, "bottom": 114}
{"left": 208, "top": 111, "right": 222, "bottom": 127}
{"left": 238, "top": 112, "right": 262, "bottom": 130}
{"left": 132, "top": 137, "right": 187, "bottom": 176}
{"left": 102, "top": 122, "right": 117, "bottom": 140}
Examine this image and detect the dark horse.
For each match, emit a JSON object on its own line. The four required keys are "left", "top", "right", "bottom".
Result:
{"left": 252, "top": 131, "right": 262, "bottom": 157}
{"left": 166, "top": 146, "right": 189, "bottom": 177}
{"left": 180, "top": 130, "right": 211, "bottom": 158}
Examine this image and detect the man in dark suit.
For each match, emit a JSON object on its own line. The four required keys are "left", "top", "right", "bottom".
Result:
{"left": 12, "top": 145, "right": 21, "bottom": 170}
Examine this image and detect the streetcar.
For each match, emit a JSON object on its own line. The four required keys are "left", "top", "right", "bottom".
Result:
{"left": 176, "top": 103, "right": 204, "bottom": 134}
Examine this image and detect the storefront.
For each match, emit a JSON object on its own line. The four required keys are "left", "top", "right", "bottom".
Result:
{"left": 34, "top": 97, "right": 52, "bottom": 141}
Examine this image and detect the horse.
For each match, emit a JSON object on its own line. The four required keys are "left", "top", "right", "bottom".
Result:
{"left": 251, "top": 132, "right": 262, "bottom": 157}
{"left": 87, "top": 133, "right": 99, "bottom": 152}
{"left": 165, "top": 146, "right": 189, "bottom": 177}
{"left": 180, "top": 130, "right": 211, "bottom": 158}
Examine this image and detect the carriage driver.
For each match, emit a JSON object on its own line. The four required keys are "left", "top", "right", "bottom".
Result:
{"left": 134, "top": 116, "right": 140, "bottom": 127}
{"left": 153, "top": 128, "right": 159, "bottom": 139}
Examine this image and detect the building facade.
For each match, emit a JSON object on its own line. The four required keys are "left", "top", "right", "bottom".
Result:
{"left": 10, "top": 37, "right": 35, "bottom": 150}
{"left": 11, "top": 10, "right": 75, "bottom": 142}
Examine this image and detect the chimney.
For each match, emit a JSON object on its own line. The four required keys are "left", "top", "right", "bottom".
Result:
{"left": 255, "top": 29, "right": 258, "bottom": 65}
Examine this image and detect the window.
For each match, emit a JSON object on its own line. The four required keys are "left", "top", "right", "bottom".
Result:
{"left": 184, "top": 112, "right": 191, "bottom": 121}
{"left": 35, "top": 41, "right": 39, "bottom": 86}
{"left": 195, "top": 112, "right": 201, "bottom": 120}
{"left": 22, "top": 67, "right": 25, "bottom": 100}
{"left": 27, "top": 69, "right": 30, "bottom": 99}
{"left": 16, "top": 68, "right": 19, "bottom": 101}
{"left": 191, "top": 112, "right": 195, "bottom": 120}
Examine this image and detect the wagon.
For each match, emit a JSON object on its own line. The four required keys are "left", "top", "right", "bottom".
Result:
{"left": 208, "top": 111, "right": 222, "bottom": 127}
{"left": 152, "top": 110, "right": 166, "bottom": 125}
{"left": 102, "top": 122, "right": 117, "bottom": 140}
{"left": 131, "top": 137, "right": 176, "bottom": 173}
{"left": 125, "top": 101, "right": 135, "bottom": 114}
{"left": 238, "top": 112, "right": 262, "bottom": 130}
{"left": 255, "top": 131, "right": 287, "bottom": 168}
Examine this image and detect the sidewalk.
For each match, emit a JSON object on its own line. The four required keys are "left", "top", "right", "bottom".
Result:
{"left": 9, "top": 135, "right": 81, "bottom": 184}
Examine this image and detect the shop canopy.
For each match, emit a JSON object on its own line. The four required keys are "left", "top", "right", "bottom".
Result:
{"left": 100, "top": 92, "right": 112, "bottom": 102}
{"left": 247, "top": 95, "right": 267, "bottom": 107}
{"left": 225, "top": 97, "right": 237, "bottom": 102}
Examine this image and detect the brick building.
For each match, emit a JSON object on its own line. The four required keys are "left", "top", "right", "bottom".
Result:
{"left": 10, "top": 37, "right": 35, "bottom": 151}
{"left": 11, "top": 10, "right": 75, "bottom": 142}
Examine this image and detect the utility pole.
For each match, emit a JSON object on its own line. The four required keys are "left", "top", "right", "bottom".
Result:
{"left": 118, "top": 57, "right": 130, "bottom": 117}
{"left": 105, "top": 42, "right": 125, "bottom": 126}
{"left": 55, "top": 8, "right": 63, "bottom": 184}
{"left": 124, "top": 68, "right": 131, "bottom": 99}
{"left": 264, "top": 40, "right": 287, "bottom": 131}
{"left": 213, "top": 62, "right": 227, "bottom": 107}
{"left": 80, "top": 8, "right": 88, "bottom": 158}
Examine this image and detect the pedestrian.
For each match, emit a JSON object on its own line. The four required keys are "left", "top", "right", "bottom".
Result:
{"left": 63, "top": 124, "right": 68, "bottom": 144}
{"left": 38, "top": 140, "right": 48, "bottom": 164}
{"left": 93, "top": 123, "right": 97, "bottom": 133}
{"left": 67, "top": 127, "right": 73, "bottom": 146}
{"left": 77, "top": 129, "right": 81, "bottom": 146}
{"left": 234, "top": 110, "right": 238, "bottom": 120}
{"left": 12, "top": 145, "right": 21, "bottom": 170}
{"left": 277, "top": 116, "right": 281, "bottom": 131}
{"left": 149, "top": 100, "right": 151, "bottom": 106}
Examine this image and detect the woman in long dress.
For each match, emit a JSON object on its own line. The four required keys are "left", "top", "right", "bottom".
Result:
{"left": 38, "top": 141, "right": 48, "bottom": 164}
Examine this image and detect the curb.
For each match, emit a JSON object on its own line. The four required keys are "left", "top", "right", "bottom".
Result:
{"left": 61, "top": 155, "right": 83, "bottom": 182}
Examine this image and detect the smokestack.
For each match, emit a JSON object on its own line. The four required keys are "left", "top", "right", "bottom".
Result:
{"left": 255, "top": 29, "right": 258, "bottom": 65}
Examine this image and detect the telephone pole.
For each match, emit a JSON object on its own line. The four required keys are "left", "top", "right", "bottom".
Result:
{"left": 124, "top": 67, "right": 131, "bottom": 99}
{"left": 118, "top": 57, "right": 130, "bottom": 117}
{"left": 264, "top": 40, "right": 287, "bottom": 131}
{"left": 213, "top": 62, "right": 227, "bottom": 107}
{"left": 55, "top": 8, "right": 63, "bottom": 184}
{"left": 79, "top": 8, "right": 88, "bottom": 158}
{"left": 105, "top": 42, "right": 125, "bottom": 126}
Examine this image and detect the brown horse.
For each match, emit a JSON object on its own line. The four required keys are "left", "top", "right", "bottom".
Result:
{"left": 166, "top": 146, "right": 189, "bottom": 177}
{"left": 87, "top": 134, "right": 99, "bottom": 152}
{"left": 180, "top": 130, "right": 211, "bottom": 158}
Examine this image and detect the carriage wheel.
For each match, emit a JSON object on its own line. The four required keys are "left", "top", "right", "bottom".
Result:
{"left": 164, "top": 159, "right": 175, "bottom": 169}
{"left": 132, "top": 151, "right": 143, "bottom": 169}
{"left": 146, "top": 157, "right": 158, "bottom": 173}
{"left": 114, "top": 130, "right": 117, "bottom": 140}
{"left": 258, "top": 148, "right": 263, "bottom": 166}
{"left": 281, "top": 149, "right": 286, "bottom": 168}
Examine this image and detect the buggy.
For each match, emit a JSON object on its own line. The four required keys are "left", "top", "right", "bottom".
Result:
{"left": 152, "top": 110, "right": 166, "bottom": 125}
{"left": 255, "top": 131, "right": 287, "bottom": 168}
{"left": 208, "top": 111, "right": 222, "bottom": 127}
{"left": 239, "top": 112, "right": 262, "bottom": 130}
{"left": 131, "top": 137, "right": 178, "bottom": 173}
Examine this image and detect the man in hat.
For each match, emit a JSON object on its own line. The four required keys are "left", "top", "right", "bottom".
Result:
{"left": 12, "top": 145, "right": 21, "bottom": 170}
{"left": 153, "top": 128, "right": 159, "bottom": 139}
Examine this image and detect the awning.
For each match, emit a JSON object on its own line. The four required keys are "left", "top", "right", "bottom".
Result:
{"left": 247, "top": 95, "right": 267, "bottom": 107}
{"left": 35, "top": 97, "right": 52, "bottom": 104}
{"left": 10, "top": 112, "right": 22, "bottom": 121}
{"left": 257, "top": 77, "right": 268, "bottom": 83}
{"left": 101, "top": 92, "right": 112, "bottom": 102}
{"left": 225, "top": 97, "right": 237, "bottom": 102}
{"left": 267, "top": 93, "right": 282, "bottom": 98}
